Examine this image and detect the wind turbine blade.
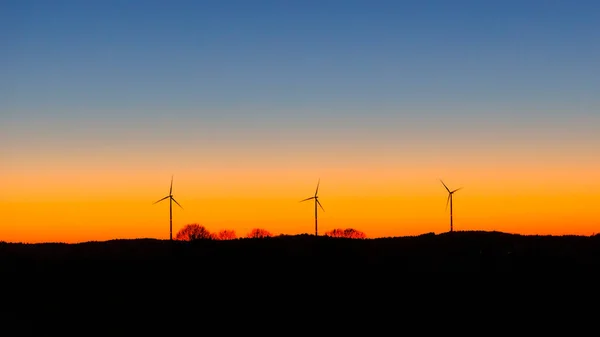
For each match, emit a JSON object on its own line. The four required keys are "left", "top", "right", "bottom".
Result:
{"left": 452, "top": 187, "right": 463, "bottom": 193}
{"left": 315, "top": 178, "right": 320, "bottom": 196}
{"left": 440, "top": 179, "right": 451, "bottom": 193}
{"left": 153, "top": 196, "right": 169, "bottom": 204}
{"left": 171, "top": 197, "right": 183, "bottom": 209}
{"left": 317, "top": 199, "right": 325, "bottom": 212}
{"left": 300, "top": 196, "right": 315, "bottom": 202}
{"left": 170, "top": 175, "right": 173, "bottom": 195}
{"left": 445, "top": 194, "right": 451, "bottom": 211}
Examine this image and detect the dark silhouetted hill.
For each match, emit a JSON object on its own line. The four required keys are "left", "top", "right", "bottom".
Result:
{"left": 2, "top": 231, "right": 599, "bottom": 273}
{"left": 1, "top": 231, "right": 598, "bottom": 335}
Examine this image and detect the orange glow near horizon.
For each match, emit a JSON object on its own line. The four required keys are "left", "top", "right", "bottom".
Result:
{"left": 2, "top": 148, "right": 599, "bottom": 243}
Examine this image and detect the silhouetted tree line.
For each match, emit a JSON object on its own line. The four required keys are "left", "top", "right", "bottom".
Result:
{"left": 175, "top": 223, "right": 240, "bottom": 240}
{"left": 246, "top": 228, "right": 272, "bottom": 238}
{"left": 325, "top": 228, "right": 367, "bottom": 239}
{"left": 174, "top": 224, "right": 367, "bottom": 241}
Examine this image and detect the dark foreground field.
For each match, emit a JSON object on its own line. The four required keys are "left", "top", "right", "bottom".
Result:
{"left": 1, "top": 231, "right": 599, "bottom": 335}
{"left": 3, "top": 230, "right": 600, "bottom": 273}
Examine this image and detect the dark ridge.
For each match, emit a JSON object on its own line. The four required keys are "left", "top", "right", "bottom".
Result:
{"left": 2, "top": 231, "right": 599, "bottom": 272}
{"left": 1, "top": 230, "right": 598, "bottom": 335}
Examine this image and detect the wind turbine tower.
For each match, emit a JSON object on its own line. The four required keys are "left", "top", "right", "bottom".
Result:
{"left": 300, "top": 179, "right": 325, "bottom": 236}
{"left": 153, "top": 175, "right": 183, "bottom": 240}
{"left": 440, "top": 179, "right": 462, "bottom": 232}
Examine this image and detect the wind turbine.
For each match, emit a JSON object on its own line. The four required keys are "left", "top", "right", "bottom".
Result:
{"left": 440, "top": 179, "right": 462, "bottom": 232}
{"left": 153, "top": 175, "right": 183, "bottom": 241}
{"left": 300, "top": 179, "right": 325, "bottom": 236}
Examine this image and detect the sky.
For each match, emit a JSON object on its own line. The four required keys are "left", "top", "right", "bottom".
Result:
{"left": 1, "top": 0, "right": 599, "bottom": 243}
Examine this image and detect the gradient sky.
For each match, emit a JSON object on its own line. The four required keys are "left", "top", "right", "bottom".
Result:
{"left": 2, "top": 0, "right": 599, "bottom": 243}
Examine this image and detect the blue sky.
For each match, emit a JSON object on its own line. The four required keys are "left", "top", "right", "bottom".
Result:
{"left": 2, "top": 0, "right": 599, "bottom": 157}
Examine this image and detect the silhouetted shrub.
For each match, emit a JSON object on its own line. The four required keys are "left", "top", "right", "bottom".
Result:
{"left": 325, "top": 228, "right": 367, "bottom": 239}
{"left": 175, "top": 224, "right": 213, "bottom": 241}
{"left": 215, "top": 229, "right": 237, "bottom": 240}
{"left": 246, "top": 228, "right": 272, "bottom": 238}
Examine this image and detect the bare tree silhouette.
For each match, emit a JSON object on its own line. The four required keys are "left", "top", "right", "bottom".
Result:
{"left": 246, "top": 228, "right": 272, "bottom": 238}
{"left": 175, "top": 224, "right": 213, "bottom": 241}
{"left": 215, "top": 229, "right": 237, "bottom": 240}
{"left": 325, "top": 228, "right": 367, "bottom": 239}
